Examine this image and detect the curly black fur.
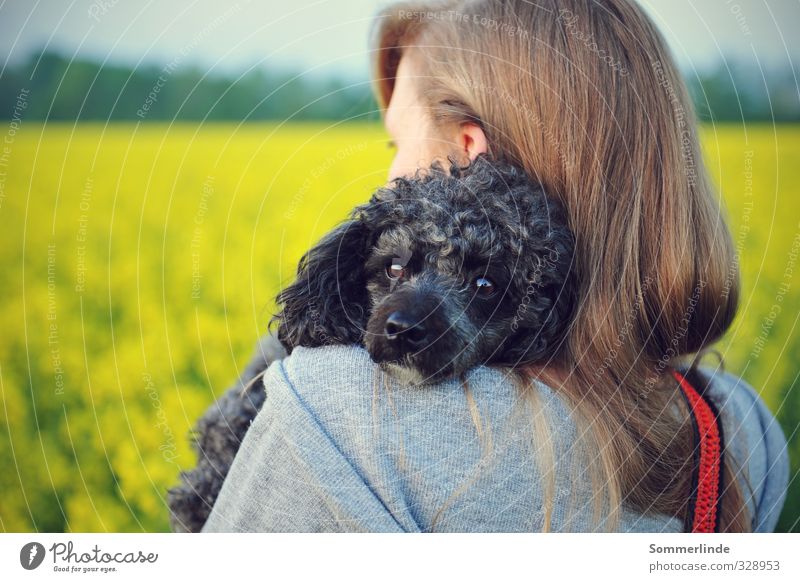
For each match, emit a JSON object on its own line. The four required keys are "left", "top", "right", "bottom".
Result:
{"left": 167, "top": 154, "right": 577, "bottom": 531}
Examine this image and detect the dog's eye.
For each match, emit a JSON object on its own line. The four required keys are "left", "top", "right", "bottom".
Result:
{"left": 386, "top": 263, "right": 406, "bottom": 280}
{"left": 474, "top": 277, "right": 495, "bottom": 297}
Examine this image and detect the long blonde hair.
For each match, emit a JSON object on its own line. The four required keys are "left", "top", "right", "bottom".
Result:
{"left": 370, "top": 0, "right": 750, "bottom": 531}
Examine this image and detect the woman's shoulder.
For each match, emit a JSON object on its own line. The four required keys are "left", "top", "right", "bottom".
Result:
{"left": 696, "top": 365, "right": 790, "bottom": 532}
{"left": 259, "top": 345, "right": 596, "bottom": 531}
{"left": 266, "top": 344, "right": 577, "bottom": 434}
{"left": 261, "top": 346, "right": 681, "bottom": 532}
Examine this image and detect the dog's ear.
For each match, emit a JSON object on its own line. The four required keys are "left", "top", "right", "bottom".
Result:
{"left": 498, "top": 240, "right": 577, "bottom": 367}
{"left": 271, "top": 219, "right": 372, "bottom": 352}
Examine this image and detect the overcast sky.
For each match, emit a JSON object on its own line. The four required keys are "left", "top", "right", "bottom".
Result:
{"left": 1, "top": 0, "right": 798, "bottom": 78}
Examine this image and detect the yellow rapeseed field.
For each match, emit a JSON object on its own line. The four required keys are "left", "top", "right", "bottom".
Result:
{"left": 0, "top": 122, "right": 797, "bottom": 532}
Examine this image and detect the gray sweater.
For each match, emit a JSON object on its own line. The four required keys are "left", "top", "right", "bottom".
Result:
{"left": 201, "top": 345, "right": 789, "bottom": 532}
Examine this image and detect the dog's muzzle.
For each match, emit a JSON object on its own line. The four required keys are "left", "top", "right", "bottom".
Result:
{"left": 383, "top": 310, "right": 429, "bottom": 351}
{"left": 365, "top": 280, "right": 478, "bottom": 383}
{"left": 368, "top": 297, "right": 439, "bottom": 365}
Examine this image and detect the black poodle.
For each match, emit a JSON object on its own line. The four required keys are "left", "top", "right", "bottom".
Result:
{"left": 167, "top": 154, "right": 577, "bottom": 532}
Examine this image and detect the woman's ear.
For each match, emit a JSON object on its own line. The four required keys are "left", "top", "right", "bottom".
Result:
{"left": 456, "top": 122, "right": 488, "bottom": 162}
{"left": 271, "top": 220, "right": 371, "bottom": 352}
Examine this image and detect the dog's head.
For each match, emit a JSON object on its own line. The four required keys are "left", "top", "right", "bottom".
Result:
{"left": 272, "top": 155, "right": 577, "bottom": 384}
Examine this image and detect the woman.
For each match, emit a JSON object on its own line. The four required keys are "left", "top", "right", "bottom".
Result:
{"left": 188, "top": 0, "right": 789, "bottom": 532}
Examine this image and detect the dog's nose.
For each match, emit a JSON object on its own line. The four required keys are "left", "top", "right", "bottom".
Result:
{"left": 384, "top": 311, "right": 428, "bottom": 348}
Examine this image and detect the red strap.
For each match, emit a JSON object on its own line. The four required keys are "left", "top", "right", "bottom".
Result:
{"left": 673, "top": 370, "right": 722, "bottom": 533}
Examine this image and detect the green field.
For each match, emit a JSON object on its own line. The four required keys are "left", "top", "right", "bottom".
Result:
{"left": 0, "top": 123, "right": 797, "bottom": 532}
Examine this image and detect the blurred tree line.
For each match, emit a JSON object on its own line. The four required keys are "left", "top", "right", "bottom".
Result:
{"left": 686, "top": 62, "right": 800, "bottom": 123}
{"left": 1, "top": 49, "right": 797, "bottom": 122}
{"left": 0, "top": 50, "right": 378, "bottom": 122}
